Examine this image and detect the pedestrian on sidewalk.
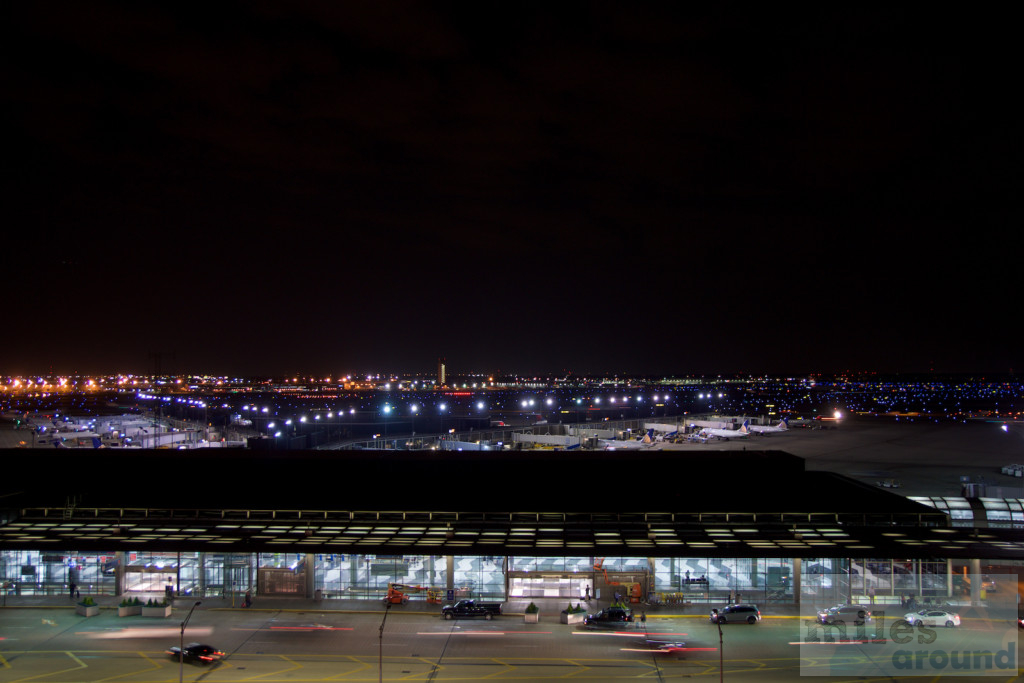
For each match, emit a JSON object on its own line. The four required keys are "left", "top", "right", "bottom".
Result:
{"left": 69, "top": 582, "right": 77, "bottom": 600}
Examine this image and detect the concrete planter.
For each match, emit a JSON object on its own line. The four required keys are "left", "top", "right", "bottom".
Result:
{"left": 118, "top": 605, "right": 143, "bottom": 617}
{"left": 76, "top": 604, "right": 100, "bottom": 617}
{"left": 142, "top": 605, "right": 172, "bottom": 618}
{"left": 524, "top": 611, "right": 540, "bottom": 623}
{"left": 560, "top": 612, "right": 586, "bottom": 624}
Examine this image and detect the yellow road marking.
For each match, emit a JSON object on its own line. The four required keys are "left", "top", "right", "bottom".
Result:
{"left": 8, "top": 651, "right": 88, "bottom": 683}
{"left": 92, "top": 651, "right": 168, "bottom": 682}
{"left": 240, "top": 655, "right": 303, "bottom": 680}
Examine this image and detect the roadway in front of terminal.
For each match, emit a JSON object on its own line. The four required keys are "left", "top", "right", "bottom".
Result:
{"left": 2, "top": 593, "right": 1021, "bottom": 683}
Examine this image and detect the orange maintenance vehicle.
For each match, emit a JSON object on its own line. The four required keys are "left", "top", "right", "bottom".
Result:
{"left": 383, "top": 582, "right": 426, "bottom": 605}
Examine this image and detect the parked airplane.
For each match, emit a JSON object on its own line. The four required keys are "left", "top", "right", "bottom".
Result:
{"left": 599, "top": 428, "right": 656, "bottom": 450}
{"left": 699, "top": 420, "right": 751, "bottom": 441}
{"left": 748, "top": 418, "right": 789, "bottom": 435}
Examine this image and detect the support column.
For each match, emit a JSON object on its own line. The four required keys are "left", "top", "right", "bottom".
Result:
{"left": 446, "top": 556, "right": 455, "bottom": 598}
{"left": 115, "top": 551, "right": 127, "bottom": 597}
{"left": 349, "top": 554, "right": 359, "bottom": 595}
{"left": 946, "top": 559, "right": 952, "bottom": 600}
{"left": 793, "top": 558, "right": 802, "bottom": 608}
{"left": 647, "top": 557, "right": 656, "bottom": 603}
{"left": 970, "top": 558, "right": 982, "bottom": 606}
{"left": 305, "top": 553, "right": 316, "bottom": 599}
{"left": 199, "top": 552, "right": 207, "bottom": 602}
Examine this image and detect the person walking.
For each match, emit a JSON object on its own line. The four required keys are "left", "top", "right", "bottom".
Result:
{"left": 69, "top": 581, "right": 77, "bottom": 600}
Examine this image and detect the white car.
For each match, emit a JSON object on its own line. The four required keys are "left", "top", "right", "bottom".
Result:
{"left": 904, "top": 609, "right": 960, "bottom": 628}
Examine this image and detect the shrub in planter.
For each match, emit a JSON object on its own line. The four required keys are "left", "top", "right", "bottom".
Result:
{"left": 524, "top": 601, "right": 540, "bottom": 623}
{"left": 76, "top": 596, "right": 99, "bottom": 617}
{"left": 560, "top": 602, "right": 587, "bottom": 624}
{"left": 118, "top": 597, "right": 143, "bottom": 616}
{"left": 142, "top": 597, "right": 172, "bottom": 617}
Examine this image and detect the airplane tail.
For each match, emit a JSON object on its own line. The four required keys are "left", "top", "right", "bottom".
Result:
{"left": 739, "top": 420, "right": 750, "bottom": 434}
{"left": 778, "top": 418, "right": 789, "bottom": 430}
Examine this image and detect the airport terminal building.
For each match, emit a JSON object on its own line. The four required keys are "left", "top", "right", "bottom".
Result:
{"left": 3, "top": 449, "right": 1023, "bottom": 607}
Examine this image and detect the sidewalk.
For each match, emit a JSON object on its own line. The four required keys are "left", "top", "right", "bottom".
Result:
{"left": 0, "top": 592, "right": 806, "bottom": 618}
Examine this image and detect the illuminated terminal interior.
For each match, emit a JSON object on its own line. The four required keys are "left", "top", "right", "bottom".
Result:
{"left": 1, "top": 550, "right": 1001, "bottom": 609}
{"left": 2, "top": 449, "right": 1022, "bottom": 607}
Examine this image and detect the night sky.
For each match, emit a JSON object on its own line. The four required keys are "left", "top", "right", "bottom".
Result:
{"left": 3, "top": 4, "right": 1020, "bottom": 377}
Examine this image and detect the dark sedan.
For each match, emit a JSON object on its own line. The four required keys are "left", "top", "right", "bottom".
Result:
{"left": 167, "top": 643, "right": 224, "bottom": 664}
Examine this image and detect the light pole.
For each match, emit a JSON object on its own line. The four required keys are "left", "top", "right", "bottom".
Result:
{"left": 382, "top": 404, "right": 391, "bottom": 447}
{"left": 711, "top": 608, "right": 723, "bottom": 683}
{"left": 179, "top": 600, "right": 202, "bottom": 683}
{"left": 378, "top": 601, "right": 392, "bottom": 683}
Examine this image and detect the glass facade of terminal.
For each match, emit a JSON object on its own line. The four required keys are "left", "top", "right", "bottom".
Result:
{"left": 1, "top": 550, "right": 1001, "bottom": 607}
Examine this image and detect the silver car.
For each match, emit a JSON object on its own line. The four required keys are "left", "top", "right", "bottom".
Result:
{"left": 904, "top": 609, "right": 960, "bottom": 628}
{"left": 710, "top": 604, "right": 761, "bottom": 624}
{"left": 817, "top": 604, "right": 871, "bottom": 625}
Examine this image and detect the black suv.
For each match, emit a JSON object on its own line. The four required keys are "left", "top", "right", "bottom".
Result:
{"left": 710, "top": 604, "right": 761, "bottom": 624}
{"left": 583, "top": 606, "right": 634, "bottom": 627}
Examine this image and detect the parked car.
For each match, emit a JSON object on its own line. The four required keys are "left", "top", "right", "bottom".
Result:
{"left": 904, "top": 609, "right": 960, "bottom": 628}
{"left": 583, "top": 606, "right": 634, "bottom": 628}
{"left": 710, "top": 604, "right": 761, "bottom": 624}
{"left": 817, "top": 604, "right": 871, "bottom": 625}
{"left": 167, "top": 643, "right": 224, "bottom": 664}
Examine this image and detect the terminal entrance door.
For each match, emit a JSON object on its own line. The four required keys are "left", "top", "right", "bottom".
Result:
{"left": 508, "top": 572, "right": 593, "bottom": 600}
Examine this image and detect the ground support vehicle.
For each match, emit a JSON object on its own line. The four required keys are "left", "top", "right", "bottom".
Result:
{"left": 383, "top": 583, "right": 426, "bottom": 605}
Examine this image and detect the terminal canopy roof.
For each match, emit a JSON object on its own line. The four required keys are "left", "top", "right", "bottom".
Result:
{"left": 4, "top": 449, "right": 1023, "bottom": 559}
